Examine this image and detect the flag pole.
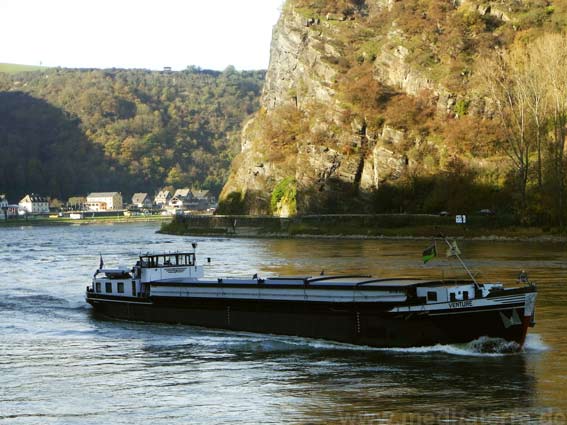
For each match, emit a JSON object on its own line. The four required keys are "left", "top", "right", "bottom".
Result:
{"left": 439, "top": 236, "right": 480, "bottom": 290}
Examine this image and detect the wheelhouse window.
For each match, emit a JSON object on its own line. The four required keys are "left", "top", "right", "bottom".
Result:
{"left": 427, "top": 291, "right": 437, "bottom": 302}
{"left": 139, "top": 253, "right": 195, "bottom": 268}
{"left": 132, "top": 281, "right": 136, "bottom": 297}
{"left": 105, "top": 282, "right": 112, "bottom": 293}
{"left": 463, "top": 291, "right": 469, "bottom": 300}
{"left": 450, "top": 293, "right": 456, "bottom": 302}
{"left": 117, "top": 282, "right": 124, "bottom": 293}
{"left": 95, "top": 282, "right": 101, "bottom": 292}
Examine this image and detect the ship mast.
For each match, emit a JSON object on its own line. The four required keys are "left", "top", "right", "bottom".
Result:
{"left": 440, "top": 236, "right": 481, "bottom": 290}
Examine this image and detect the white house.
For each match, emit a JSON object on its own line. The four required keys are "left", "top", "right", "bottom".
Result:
{"left": 131, "top": 193, "right": 152, "bottom": 208}
{"left": 173, "top": 188, "right": 192, "bottom": 199}
{"left": 86, "top": 192, "right": 123, "bottom": 211}
{"left": 186, "top": 190, "right": 216, "bottom": 210}
{"left": 19, "top": 194, "right": 49, "bottom": 214}
{"left": 169, "top": 188, "right": 192, "bottom": 209}
{"left": 154, "top": 190, "right": 171, "bottom": 207}
{"left": 1, "top": 204, "right": 20, "bottom": 220}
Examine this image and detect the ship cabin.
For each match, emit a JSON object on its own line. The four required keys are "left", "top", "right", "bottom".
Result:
{"left": 136, "top": 252, "right": 204, "bottom": 283}
{"left": 90, "top": 268, "right": 139, "bottom": 298}
{"left": 89, "top": 252, "right": 204, "bottom": 299}
{"left": 416, "top": 282, "right": 504, "bottom": 304}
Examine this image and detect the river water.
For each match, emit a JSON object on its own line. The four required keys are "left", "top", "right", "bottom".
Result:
{"left": 0, "top": 223, "right": 566, "bottom": 424}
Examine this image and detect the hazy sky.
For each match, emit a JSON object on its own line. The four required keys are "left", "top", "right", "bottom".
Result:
{"left": 0, "top": 0, "right": 284, "bottom": 70}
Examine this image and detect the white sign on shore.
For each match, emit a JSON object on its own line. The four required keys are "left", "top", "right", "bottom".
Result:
{"left": 456, "top": 215, "right": 466, "bottom": 224}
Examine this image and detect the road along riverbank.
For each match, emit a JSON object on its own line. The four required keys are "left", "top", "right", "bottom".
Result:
{"left": 159, "top": 214, "right": 565, "bottom": 242}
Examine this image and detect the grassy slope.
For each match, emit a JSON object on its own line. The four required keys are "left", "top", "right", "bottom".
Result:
{"left": 0, "top": 63, "right": 47, "bottom": 74}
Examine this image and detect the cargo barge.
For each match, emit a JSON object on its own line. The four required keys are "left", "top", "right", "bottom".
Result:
{"left": 86, "top": 244, "right": 537, "bottom": 349}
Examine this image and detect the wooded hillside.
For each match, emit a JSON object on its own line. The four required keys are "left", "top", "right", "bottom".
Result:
{"left": 0, "top": 67, "right": 264, "bottom": 201}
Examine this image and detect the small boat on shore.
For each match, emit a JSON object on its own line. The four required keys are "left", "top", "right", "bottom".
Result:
{"left": 85, "top": 240, "right": 537, "bottom": 349}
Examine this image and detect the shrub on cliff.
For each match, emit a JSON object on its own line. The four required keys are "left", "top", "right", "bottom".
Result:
{"left": 270, "top": 177, "right": 297, "bottom": 217}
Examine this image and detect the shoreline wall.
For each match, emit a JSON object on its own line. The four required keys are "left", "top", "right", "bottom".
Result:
{"left": 161, "top": 213, "right": 520, "bottom": 238}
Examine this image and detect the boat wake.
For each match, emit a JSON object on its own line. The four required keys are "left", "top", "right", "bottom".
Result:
{"left": 216, "top": 332, "right": 550, "bottom": 357}
{"left": 380, "top": 337, "right": 521, "bottom": 357}
{"left": 376, "top": 333, "right": 549, "bottom": 357}
{"left": 523, "top": 333, "right": 549, "bottom": 353}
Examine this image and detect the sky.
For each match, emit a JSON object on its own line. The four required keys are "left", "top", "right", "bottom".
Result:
{"left": 0, "top": 0, "right": 284, "bottom": 71}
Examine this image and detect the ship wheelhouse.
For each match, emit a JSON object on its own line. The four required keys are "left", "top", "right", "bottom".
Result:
{"left": 88, "top": 252, "right": 204, "bottom": 299}
{"left": 137, "top": 252, "right": 203, "bottom": 283}
{"left": 139, "top": 253, "right": 195, "bottom": 268}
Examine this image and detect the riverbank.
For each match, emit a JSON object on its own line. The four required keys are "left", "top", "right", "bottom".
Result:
{"left": 159, "top": 214, "right": 565, "bottom": 242}
{"left": 0, "top": 215, "right": 170, "bottom": 227}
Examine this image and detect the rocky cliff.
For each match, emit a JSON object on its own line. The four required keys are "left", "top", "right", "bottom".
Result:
{"left": 219, "top": 0, "right": 562, "bottom": 216}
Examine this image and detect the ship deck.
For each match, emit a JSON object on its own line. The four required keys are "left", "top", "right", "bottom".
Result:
{"left": 150, "top": 275, "right": 476, "bottom": 289}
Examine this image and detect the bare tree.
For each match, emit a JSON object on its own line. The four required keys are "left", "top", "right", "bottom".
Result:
{"left": 534, "top": 34, "right": 567, "bottom": 227}
{"left": 480, "top": 34, "right": 567, "bottom": 226}
{"left": 514, "top": 45, "right": 548, "bottom": 189}
{"left": 478, "top": 51, "right": 534, "bottom": 215}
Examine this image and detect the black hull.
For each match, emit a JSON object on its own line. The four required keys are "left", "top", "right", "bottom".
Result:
{"left": 86, "top": 295, "right": 530, "bottom": 349}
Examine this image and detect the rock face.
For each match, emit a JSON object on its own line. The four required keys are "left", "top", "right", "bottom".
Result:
{"left": 261, "top": 10, "right": 337, "bottom": 111}
{"left": 360, "top": 126, "right": 408, "bottom": 191}
{"left": 219, "top": 0, "right": 538, "bottom": 216}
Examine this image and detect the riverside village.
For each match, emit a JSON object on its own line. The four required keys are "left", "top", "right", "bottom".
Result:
{"left": 0, "top": 189, "right": 217, "bottom": 221}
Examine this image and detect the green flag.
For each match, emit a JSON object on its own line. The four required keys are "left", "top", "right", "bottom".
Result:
{"left": 422, "top": 243, "right": 437, "bottom": 264}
